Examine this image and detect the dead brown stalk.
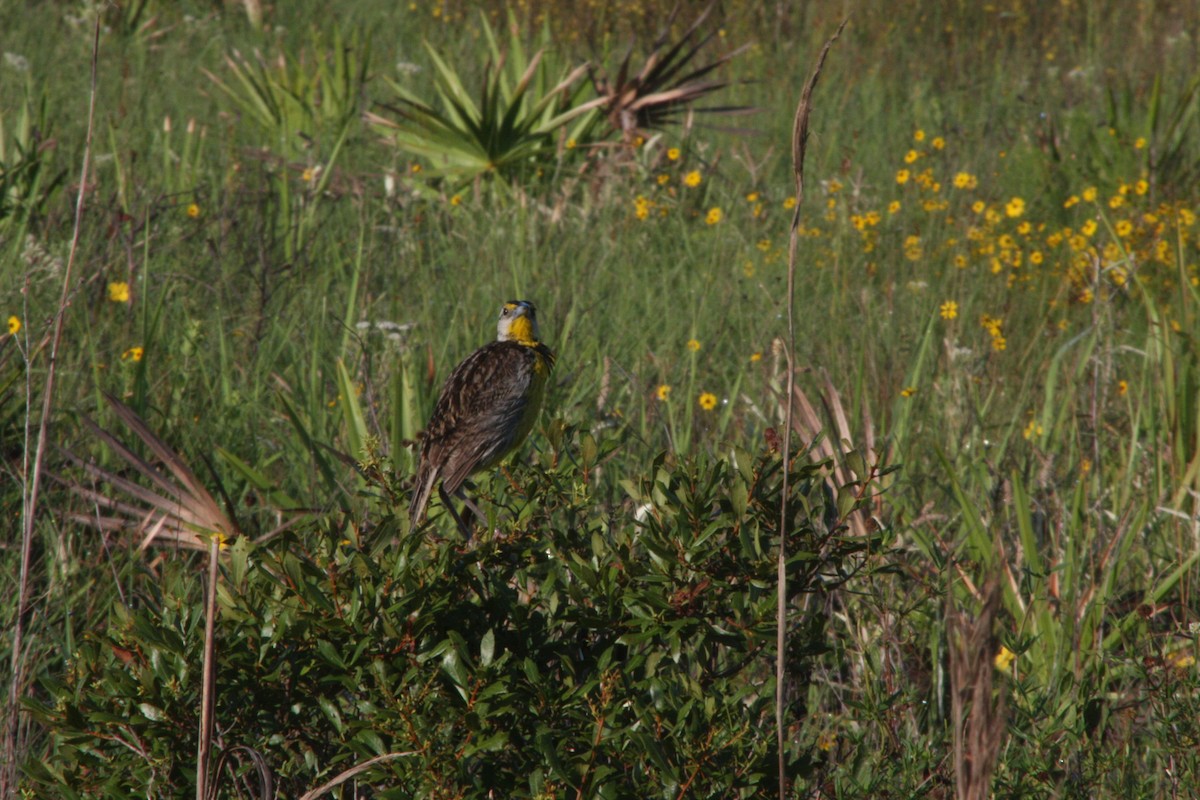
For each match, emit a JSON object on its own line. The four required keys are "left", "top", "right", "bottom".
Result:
{"left": 3, "top": 15, "right": 101, "bottom": 798}
{"left": 948, "top": 579, "right": 1008, "bottom": 800}
{"left": 776, "top": 18, "right": 848, "bottom": 799}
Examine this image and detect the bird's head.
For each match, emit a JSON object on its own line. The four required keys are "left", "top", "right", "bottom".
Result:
{"left": 497, "top": 300, "right": 540, "bottom": 345}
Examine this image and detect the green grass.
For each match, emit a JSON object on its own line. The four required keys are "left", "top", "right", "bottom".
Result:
{"left": 3, "top": 1, "right": 1200, "bottom": 797}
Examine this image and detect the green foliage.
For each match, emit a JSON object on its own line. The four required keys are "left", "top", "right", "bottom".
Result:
{"left": 206, "top": 26, "right": 369, "bottom": 161}
{"left": 367, "top": 11, "right": 603, "bottom": 186}
{"left": 5, "top": 2, "right": 1200, "bottom": 798}
{"left": 26, "top": 436, "right": 887, "bottom": 798}
{"left": 0, "top": 82, "right": 64, "bottom": 238}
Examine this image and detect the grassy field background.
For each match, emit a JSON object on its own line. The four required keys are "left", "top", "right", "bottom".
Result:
{"left": 3, "top": 0, "right": 1200, "bottom": 797}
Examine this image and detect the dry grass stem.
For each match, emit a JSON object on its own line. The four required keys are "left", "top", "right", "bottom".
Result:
{"left": 3, "top": 15, "right": 101, "bottom": 796}
{"left": 776, "top": 18, "right": 847, "bottom": 798}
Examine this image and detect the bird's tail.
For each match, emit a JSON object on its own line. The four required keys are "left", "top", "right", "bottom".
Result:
{"left": 409, "top": 464, "right": 439, "bottom": 528}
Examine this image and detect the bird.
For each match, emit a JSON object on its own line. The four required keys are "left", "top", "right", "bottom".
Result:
{"left": 409, "top": 300, "right": 555, "bottom": 533}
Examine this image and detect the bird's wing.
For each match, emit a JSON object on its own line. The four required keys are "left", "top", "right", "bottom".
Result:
{"left": 423, "top": 342, "right": 536, "bottom": 494}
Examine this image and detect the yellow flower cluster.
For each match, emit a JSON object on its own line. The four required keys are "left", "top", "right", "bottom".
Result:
{"left": 981, "top": 314, "right": 1006, "bottom": 351}
{"left": 634, "top": 195, "right": 653, "bottom": 220}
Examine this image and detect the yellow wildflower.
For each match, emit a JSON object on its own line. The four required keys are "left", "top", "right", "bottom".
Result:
{"left": 900, "top": 386, "right": 916, "bottom": 398}
{"left": 994, "top": 646, "right": 1016, "bottom": 671}
{"left": 634, "top": 195, "right": 651, "bottom": 220}
{"left": 187, "top": 203, "right": 201, "bottom": 219}
{"left": 7, "top": 316, "right": 19, "bottom": 335}
{"left": 940, "top": 300, "right": 958, "bottom": 320}
{"left": 687, "top": 338, "right": 701, "bottom": 352}
{"left": 705, "top": 207, "right": 723, "bottom": 225}
{"left": 667, "top": 147, "right": 681, "bottom": 161}
{"left": 904, "top": 234, "right": 922, "bottom": 261}
{"left": 913, "top": 129, "right": 926, "bottom": 142}
{"left": 108, "top": 282, "right": 131, "bottom": 303}
{"left": 683, "top": 170, "right": 702, "bottom": 188}
{"left": 1005, "top": 197, "right": 1026, "bottom": 218}
{"left": 896, "top": 169, "right": 910, "bottom": 185}
{"left": 904, "top": 149, "right": 919, "bottom": 164}
{"left": 121, "top": 346, "right": 144, "bottom": 362}
{"left": 656, "top": 384, "right": 671, "bottom": 401}
{"left": 698, "top": 392, "right": 717, "bottom": 411}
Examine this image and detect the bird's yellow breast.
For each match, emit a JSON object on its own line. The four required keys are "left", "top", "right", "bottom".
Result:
{"left": 511, "top": 345, "right": 552, "bottom": 448}
{"left": 507, "top": 315, "right": 537, "bottom": 346}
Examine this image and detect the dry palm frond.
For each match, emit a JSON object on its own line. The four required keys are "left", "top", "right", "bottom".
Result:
{"left": 589, "top": 2, "right": 754, "bottom": 139}
{"left": 55, "top": 394, "right": 240, "bottom": 551}
{"left": 788, "top": 366, "right": 886, "bottom": 537}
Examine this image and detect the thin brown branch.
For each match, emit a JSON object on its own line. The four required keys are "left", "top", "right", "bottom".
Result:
{"left": 197, "top": 535, "right": 220, "bottom": 800}
{"left": 296, "top": 752, "right": 418, "bottom": 800}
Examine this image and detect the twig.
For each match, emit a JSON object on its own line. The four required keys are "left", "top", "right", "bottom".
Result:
{"left": 3, "top": 15, "right": 101, "bottom": 797}
{"left": 196, "top": 534, "right": 220, "bottom": 800}
{"left": 777, "top": 19, "right": 847, "bottom": 799}
{"left": 296, "top": 752, "right": 418, "bottom": 800}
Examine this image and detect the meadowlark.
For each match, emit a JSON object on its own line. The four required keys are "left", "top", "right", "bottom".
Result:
{"left": 409, "top": 300, "right": 555, "bottom": 531}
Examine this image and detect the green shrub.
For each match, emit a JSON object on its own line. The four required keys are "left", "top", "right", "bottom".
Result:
{"left": 26, "top": 431, "right": 889, "bottom": 798}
